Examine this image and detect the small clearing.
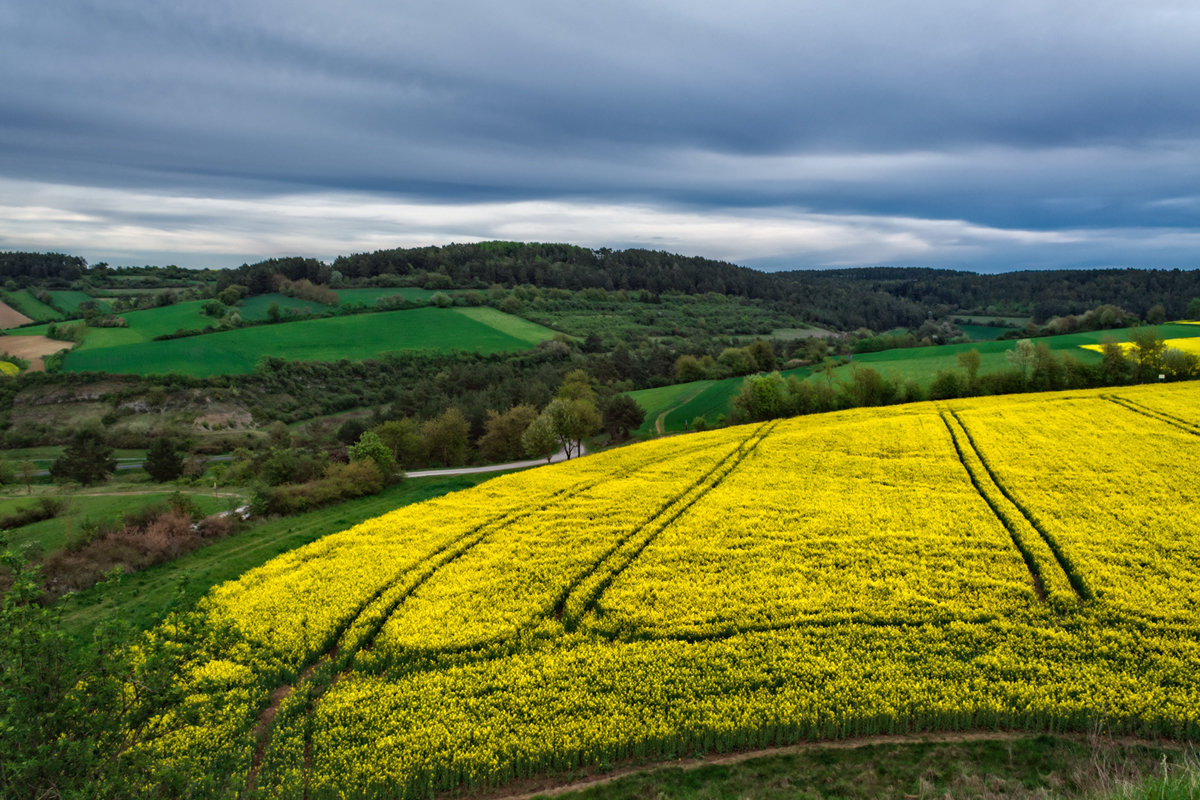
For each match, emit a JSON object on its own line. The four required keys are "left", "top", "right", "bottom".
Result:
{"left": 0, "top": 335, "right": 71, "bottom": 371}
{"left": 0, "top": 299, "right": 34, "bottom": 328}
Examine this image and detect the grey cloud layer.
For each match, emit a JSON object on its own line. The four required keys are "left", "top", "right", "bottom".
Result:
{"left": 2, "top": 0, "right": 1199, "bottom": 269}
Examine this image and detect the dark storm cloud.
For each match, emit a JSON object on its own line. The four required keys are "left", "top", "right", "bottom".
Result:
{"left": 1, "top": 0, "right": 1199, "bottom": 269}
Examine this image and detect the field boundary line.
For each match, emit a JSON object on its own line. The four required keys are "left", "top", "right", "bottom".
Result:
{"left": 592, "top": 609, "right": 1007, "bottom": 643}
{"left": 948, "top": 409, "right": 1092, "bottom": 602}
{"left": 561, "top": 421, "right": 778, "bottom": 631}
{"left": 1102, "top": 394, "right": 1200, "bottom": 436}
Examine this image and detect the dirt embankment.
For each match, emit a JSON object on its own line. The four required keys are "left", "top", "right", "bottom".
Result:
{"left": 0, "top": 299, "right": 34, "bottom": 329}
{"left": 0, "top": 335, "right": 71, "bottom": 371}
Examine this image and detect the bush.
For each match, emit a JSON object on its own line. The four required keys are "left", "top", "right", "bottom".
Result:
{"left": 255, "top": 460, "right": 385, "bottom": 516}
{"left": 0, "top": 498, "right": 63, "bottom": 530}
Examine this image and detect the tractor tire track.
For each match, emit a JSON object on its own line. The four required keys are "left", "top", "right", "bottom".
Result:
{"left": 560, "top": 421, "right": 778, "bottom": 631}
{"left": 1103, "top": 394, "right": 1200, "bottom": 436}
{"left": 948, "top": 409, "right": 1091, "bottom": 602}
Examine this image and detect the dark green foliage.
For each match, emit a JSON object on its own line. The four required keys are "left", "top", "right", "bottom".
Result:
{"left": 0, "top": 549, "right": 97, "bottom": 797}
{"left": 422, "top": 407, "right": 471, "bottom": 466}
{"left": 478, "top": 404, "right": 539, "bottom": 461}
{"left": 349, "top": 431, "right": 397, "bottom": 478}
{"left": 50, "top": 428, "right": 116, "bottom": 486}
{"left": 0, "top": 251, "right": 86, "bottom": 283}
{"left": 602, "top": 394, "right": 646, "bottom": 440}
{"left": 521, "top": 413, "right": 559, "bottom": 462}
{"left": 144, "top": 437, "right": 184, "bottom": 483}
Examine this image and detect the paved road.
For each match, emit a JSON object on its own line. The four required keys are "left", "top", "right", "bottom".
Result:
{"left": 30, "top": 449, "right": 581, "bottom": 479}
{"left": 405, "top": 447, "right": 579, "bottom": 478}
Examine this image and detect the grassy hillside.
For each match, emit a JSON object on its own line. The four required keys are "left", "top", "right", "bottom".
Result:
{"left": 56, "top": 306, "right": 556, "bottom": 377}
{"left": 110, "top": 380, "right": 1200, "bottom": 797}
{"left": 0, "top": 490, "right": 231, "bottom": 555}
{"left": 633, "top": 323, "right": 1200, "bottom": 433}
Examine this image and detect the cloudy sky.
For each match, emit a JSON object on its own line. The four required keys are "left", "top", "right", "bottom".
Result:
{"left": 2, "top": 1, "right": 1199, "bottom": 272}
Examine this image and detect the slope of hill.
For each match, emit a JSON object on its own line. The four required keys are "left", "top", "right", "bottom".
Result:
{"left": 109, "top": 380, "right": 1200, "bottom": 797}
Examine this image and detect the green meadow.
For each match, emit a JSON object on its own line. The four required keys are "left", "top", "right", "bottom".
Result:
{"left": 58, "top": 306, "right": 556, "bottom": 377}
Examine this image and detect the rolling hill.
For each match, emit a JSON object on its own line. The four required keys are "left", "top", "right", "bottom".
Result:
{"left": 112, "top": 380, "right": 1200, "bottom": 797}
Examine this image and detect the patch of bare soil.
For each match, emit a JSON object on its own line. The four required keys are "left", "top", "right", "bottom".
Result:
{"left": 0, "top": 300, "right": 33, "bottom": 329}
{"left": 0, "top": 335, "right": 70, "bottom": 371}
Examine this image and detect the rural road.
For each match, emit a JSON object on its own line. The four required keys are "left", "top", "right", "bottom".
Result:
{"left": 32, "top": 448, "right": 581, "bottom": 479}
{"left": 405, "top": 447, "right": 579, "bottom": 478}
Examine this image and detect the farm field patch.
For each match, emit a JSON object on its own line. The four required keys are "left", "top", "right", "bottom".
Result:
{"left": 0, "top": 335, "right": 71, "bottom": 370}
{"left": 1, "top": 290, "right": 60, "bottom": 322}
{"left": 54, "top": 306, "right": 556, "bottom": 377}
{"left": 47, "top": 290, "right": 106, "bottom": 315}
{"left": 1080, "top": 336, "right": 1200, "bottom": 358}
{"left": 118, "top": 381, "right": 1200, "bottom": 798}
{"left": 0, "top": 298, "right": 34, "bottom": 328}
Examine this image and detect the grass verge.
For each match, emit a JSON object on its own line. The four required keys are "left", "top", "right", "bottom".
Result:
{"left": 520, "top": 735, "right": 1195, "bottom": 800}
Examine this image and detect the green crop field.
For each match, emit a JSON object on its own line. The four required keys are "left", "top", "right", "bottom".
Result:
{"left": 958, "top": 324, "right": 1009, "bottom": 341}
{"left": 57, "top": 306, "right": 557, "bottom": 377}
{"left": 2, "top": 290, "right": 61, "bottom": 322}
{"left": 632, "top": 324, "right": 1200, "bottom": 433}
{"left": 47, "top": 290, "right": 106, "bottom": 315}
{"left": 237, "top": 293, "right": 333, "bottom": 319}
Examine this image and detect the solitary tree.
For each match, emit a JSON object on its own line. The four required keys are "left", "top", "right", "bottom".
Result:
{"left": 144, "top": 437, "right": 184, "bottom": 483}
{"left": 50, "top": 428, "right": 116, "bottom": 486}
{"left": 544, "top": 398, "right": 600, "bottom": 459}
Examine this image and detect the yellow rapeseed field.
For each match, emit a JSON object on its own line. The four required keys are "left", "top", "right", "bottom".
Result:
{"left": 121, "top": 381, "right": 1200, "bottom": 799}
{"left": 1081, "top": 336, "right": 1200, "bottom": 357}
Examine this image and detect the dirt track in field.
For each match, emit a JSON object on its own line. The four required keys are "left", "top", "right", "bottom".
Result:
{"left": 482, "top": 732, "right": 1190, "bottom": 800}
{"left": 0, "top": 335, "right": 71, "bottom": 371}
{"left": 0, "top": 300, "right": 33, "bottom": 328}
